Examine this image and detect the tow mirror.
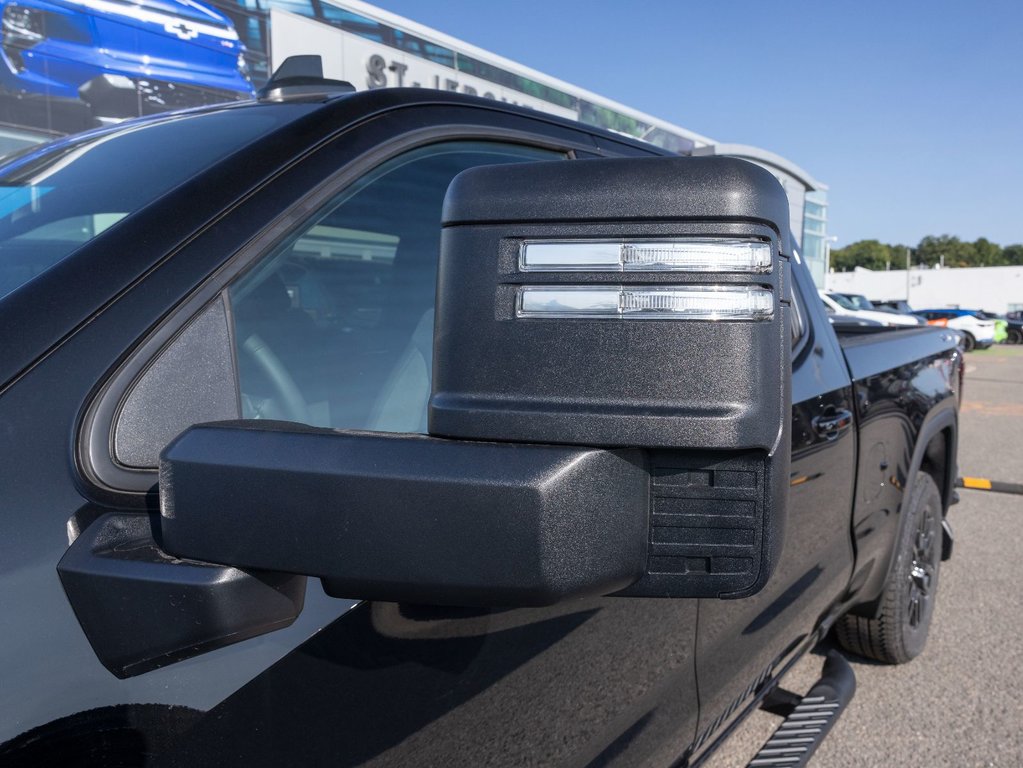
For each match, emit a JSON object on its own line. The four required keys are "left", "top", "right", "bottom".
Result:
{"left": 158, "top": 155, "right": 790, "bottom": 606}
{"left": 63, "top": 156, "right": 793, "bottom": 677}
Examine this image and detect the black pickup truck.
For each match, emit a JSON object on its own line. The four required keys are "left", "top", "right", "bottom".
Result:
{"left": 0, "top": 62, "right": 960, "bottom": 767}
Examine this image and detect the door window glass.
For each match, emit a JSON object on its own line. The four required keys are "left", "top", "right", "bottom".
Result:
{"left": 229, "top": 141, "right": 562, "bottom": 433}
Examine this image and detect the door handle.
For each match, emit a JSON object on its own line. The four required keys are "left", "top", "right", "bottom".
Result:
{"left": 812, "top": 409, "right": 853, "bottom": 441}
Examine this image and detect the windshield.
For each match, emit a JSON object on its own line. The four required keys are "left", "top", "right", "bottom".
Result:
{"left": 843, "top": 293, "right": 875, "bottom": 310}
{"left": 0, "top": 105, "right": 313, "bottom": 301}
{"left": 827, "top": 292, "right": 857, "bottom": 310}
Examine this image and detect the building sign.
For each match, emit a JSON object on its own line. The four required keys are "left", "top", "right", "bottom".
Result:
{"left": 269, "top": 9, "right": 577, "bottom": 119}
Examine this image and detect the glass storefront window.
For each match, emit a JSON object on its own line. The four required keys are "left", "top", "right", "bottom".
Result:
{"left": 802, "top": 191, "right": 828, "bottom": 288}
{"left": 805, "top": 201, "right": 826, "bottom": 219}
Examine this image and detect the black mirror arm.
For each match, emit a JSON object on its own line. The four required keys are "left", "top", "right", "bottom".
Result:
{"left": 158, "top": 421, "right": 650, "bottom": 608}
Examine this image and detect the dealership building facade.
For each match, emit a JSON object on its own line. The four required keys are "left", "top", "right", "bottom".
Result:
{"left": 215, "top": 0, "right": 830, "bottom": 285}
{"left": 0, "top": 0, "right": 829, "bottom": 283}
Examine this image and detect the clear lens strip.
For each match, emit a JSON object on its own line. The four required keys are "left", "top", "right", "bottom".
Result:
{"left": 520, "top": 239, "right": 773, "bottom": 273}
{"left": 516, "top": 285, "right": 774, "bottom": 320}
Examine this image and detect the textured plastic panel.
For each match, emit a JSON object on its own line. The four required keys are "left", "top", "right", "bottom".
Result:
{"left": 442, "top": 156, "right": 789, "bottom": 252}
{"left": 159, "top": 421, "right": 649, "bottom": 607}
{"left": 114, "top": 297, "right": 239, "bottom": 469}
{"left": 616, "top": 450, "right": 787, "bottom": 598}
{"left": 58, "top": 512, "right": 305, "bottom": 679}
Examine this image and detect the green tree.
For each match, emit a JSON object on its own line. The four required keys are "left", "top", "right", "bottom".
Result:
{"left": 831, "top": 235, "right": 1017, "bottom": 271}
{"left": 1003, "top": 244, "right": 1023, "bottom": 266}
{"left": 973, "top": 237, "right": 1004, "bottom": 266}
{"left": 830, "top": 239, "right": 893, "bottom": 271}
{"left": 890, "top": 243, "right": 912, "bottom": 269}
{"left": 916, "top": 235, "right": 977, "bottom": 268}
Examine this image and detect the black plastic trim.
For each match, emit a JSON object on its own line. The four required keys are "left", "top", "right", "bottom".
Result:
{"left": 159, "top": 421, "right": 649, "bottom": 607}
{"left": 442, "top": 155, "right": 791, "bottom": 253}
{"left": 746, "top": 651, "right": 856, "bottom": 768}
{"left": 58, "top": 512, "right": 306, "bottom": 679}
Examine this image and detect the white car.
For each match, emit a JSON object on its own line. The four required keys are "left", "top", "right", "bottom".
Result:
{"left": 819, "top": 291, "right": 924, "bottom": 327}
{"left": 914, "top": 309, "right": 996, "bottom": 351}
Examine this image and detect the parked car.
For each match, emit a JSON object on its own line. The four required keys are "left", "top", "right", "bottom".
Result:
{"left": 0, "top": 0, "right": 254, "bottom": 132}
{"left": 1007, "top": 318, "right": 1023, "bottom": 344}
{"left": 831, "top": 292, "right": 924, "bottom": 321}
{"left": 819, "top": 290, "right": 923, "bottom": 327}
{"left": 0, "top": 63, "right": 961, "bottom": 767}
{"left": 828, "top": 291, "right": 878, "bottom": 311}
{"left": 914, "top": 309, "right": 997, "bottom": 351}
{"left": 875, "top": 299, "right": 915, "bottom": 314}
{"left": 976, "top": 311, "right": 1014, "bottom": 344}
{"left": 827, "top": 313, "right": 885, "bottom": 332}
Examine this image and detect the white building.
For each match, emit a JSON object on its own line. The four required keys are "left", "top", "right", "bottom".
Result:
{"left": 827, "top": 266, "right": 1023, "bottom": 314}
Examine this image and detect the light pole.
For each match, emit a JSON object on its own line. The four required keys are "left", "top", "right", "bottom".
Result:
{"left": 823, "top": 235, "right": 838, "bottom": 289}
{"left": 905, "top": 246, "right": 911, "bottom": 302}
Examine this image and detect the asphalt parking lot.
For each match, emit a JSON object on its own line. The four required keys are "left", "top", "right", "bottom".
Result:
{"left": 706, "top": 345, "right": 1023, "bottom": 768}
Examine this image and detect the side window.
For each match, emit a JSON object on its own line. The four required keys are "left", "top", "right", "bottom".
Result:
{"left": 228, "top": 141, "right": 562, "bottom": 434}
{"left": 109, "top": 141, "right": 563, "bottom": 472}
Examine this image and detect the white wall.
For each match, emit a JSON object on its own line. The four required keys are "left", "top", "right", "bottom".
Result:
{"left": 826, "top": 266, "right": 1023, "bottom": 313}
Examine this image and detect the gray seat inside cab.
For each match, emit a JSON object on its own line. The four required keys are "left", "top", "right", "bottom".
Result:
{"left": 366, "top": 308, "right": 434, "bottom": 433}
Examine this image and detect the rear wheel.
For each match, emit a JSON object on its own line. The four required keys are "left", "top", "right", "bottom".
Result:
{"left": 835, "top": 473, "right": 942, "bottom": 664}
{"left": 1008, "top": 328, "right": 1023, "bottom": 345}
{"left": 960, "top": 332, "right": 976, "bottom": 352}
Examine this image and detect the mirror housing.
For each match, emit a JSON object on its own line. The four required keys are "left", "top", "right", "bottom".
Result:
{"left": 431, "top": 156, "right": 791, "bottom": 598}
{"left": 156, "top": 156, "right": 791, "bottom": 607}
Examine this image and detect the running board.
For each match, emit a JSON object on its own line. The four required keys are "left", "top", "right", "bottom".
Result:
{"left": 747, "top": 651, "right": 856, "bottom": 767}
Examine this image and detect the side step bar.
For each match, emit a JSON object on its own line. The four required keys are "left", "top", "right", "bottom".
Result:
{"left": 747, "top": 651, "right": 856, "bottom": 767}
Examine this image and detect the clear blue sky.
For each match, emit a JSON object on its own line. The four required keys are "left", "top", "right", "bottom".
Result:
{"left": 370, "top": 0, "right": 1023, "bottom": 249}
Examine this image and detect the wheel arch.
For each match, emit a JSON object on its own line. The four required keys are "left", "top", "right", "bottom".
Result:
{"left": 851, "top": 401, "right": 957, "bottom": 619}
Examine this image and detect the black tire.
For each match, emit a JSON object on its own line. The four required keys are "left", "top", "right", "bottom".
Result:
{"left": 961, "top": 332, "right": 976, "bottom": 352}
{"left": 835, "top": 473, "right": 943, "bottom": 664}
{"left": 1009, "top": 328, "right": 1023, "bottom": 345}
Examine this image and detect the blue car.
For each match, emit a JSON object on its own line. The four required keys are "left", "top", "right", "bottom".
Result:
{"left": 0, "top": 0, "right": 255, "bottom": 132}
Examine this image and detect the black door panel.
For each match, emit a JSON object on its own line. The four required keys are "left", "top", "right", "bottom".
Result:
{"left": 154, "top": 598, "right": 698, "bottom": 766}
{"left": 692, "top": 260, "right": 857, "bottom": 746}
